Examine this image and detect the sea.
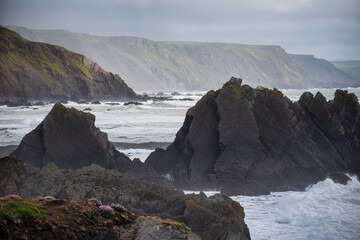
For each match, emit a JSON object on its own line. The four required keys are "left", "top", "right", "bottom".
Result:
{"left": 1, "top": 87, "right": 360, "bottom": 240}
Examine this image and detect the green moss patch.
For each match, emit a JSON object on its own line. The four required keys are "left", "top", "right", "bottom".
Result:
{"left": 0, "top": 198, "right": 46, "bottom": 218}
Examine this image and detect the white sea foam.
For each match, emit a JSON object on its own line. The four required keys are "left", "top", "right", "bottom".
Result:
{"left": 184, "top": 176, "right": 360, "bottom": 240}
{"left": 230, "top": 176, "right": 360, "bottom": 240}
{"left": 119, "top": 148, "right": 153, "bottom": 162}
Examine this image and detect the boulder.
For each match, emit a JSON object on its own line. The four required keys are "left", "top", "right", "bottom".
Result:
{"left": 145, "top": 77, "right": 360, "bottom": 195}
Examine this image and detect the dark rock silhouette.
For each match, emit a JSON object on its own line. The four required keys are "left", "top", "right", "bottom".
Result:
{"left": 146, "top": 77, "right": 360, "bottom": 195}
{"left": 10, "top": 103, "right": 171, "bottom": 186}
{"left": 11, "top": 103, "right": 131, "bottom": 170}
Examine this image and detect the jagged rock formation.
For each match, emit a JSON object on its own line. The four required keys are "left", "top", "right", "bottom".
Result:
{"left": 145, "top": 77, "right": 360, "bottom": 195}
{"left": 10, "top": 103, "right": 168, "bottom": 185}
{"left": 0, "top": 26, "right": 138, "bottom": 101}
{"left": 0, "top": 157, "right": 251, "bottom": 240}
{"left": 0, "top": 197, "right": 201, "bottom": 240}
{"left": 11, "top": 103, "right": 131, "bottom": 170}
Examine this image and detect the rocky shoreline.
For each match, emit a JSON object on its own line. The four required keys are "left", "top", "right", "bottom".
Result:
{"left": 1, "top": 99, "right": 252, "bottom": 239}
{"left": 2, "top": 77, "right": 360, "bottom": 239}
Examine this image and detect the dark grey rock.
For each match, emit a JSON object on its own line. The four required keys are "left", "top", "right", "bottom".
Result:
{"left": 10, "top": 103, "right": 169, "bottom": 186}
{"left": 146, "top": 77, "right": 360, "bottom": 195}
{"left": 124, "top": 101, "right": 143, "bottom": 106}
{"left": 11, "top": 103, "right": 131, "bottom": 171}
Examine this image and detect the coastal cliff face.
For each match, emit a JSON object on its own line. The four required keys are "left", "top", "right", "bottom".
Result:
{"left": 0, "top": 156, "right": 251, "bottom": 240}
{"left": 145, "top": 77, "right": 360, "bottom": 195}
{"left": 0, "top": 26, "right": 137, "bottom": 101}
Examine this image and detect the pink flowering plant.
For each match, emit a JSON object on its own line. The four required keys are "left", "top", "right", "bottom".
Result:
{"left": 32, "top": 196, "right": 55, "bottom": 202}
{"left": 99, "top": 205, "right": 114, "bottom": 212}
{"left": 0, "top": 194, "right": 22, "bottom": 200}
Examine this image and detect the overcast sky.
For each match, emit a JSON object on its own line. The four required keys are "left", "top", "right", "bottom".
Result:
{"left": 0, "top": 0, "right": 359, "bottom": 61}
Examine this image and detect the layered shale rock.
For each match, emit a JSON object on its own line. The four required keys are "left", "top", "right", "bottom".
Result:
{"left": 0, "top": 157, "right": 250, "bottom": 240}
{"left": 145, "top": 77, "right": 360, "bottom": 195}
{"left": 0, "top": 26, "right": 138, "bottom": 101}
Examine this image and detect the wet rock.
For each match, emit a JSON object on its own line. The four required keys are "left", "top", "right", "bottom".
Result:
{"left": 124, "top": 101, "right": 143, "bottom": 106}
{"left": 178, "top": 98, "right": 194, "bottom": 101}
{"left": 328, "top": 172, "right": 351, "bottom": 185}
{"left": 105, "top": 102, "right": 120, "bottom": 106}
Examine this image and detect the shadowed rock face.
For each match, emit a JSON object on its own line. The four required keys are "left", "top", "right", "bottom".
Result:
{"left": 10, "top": 103, "right": 171, "bottom": 186}
{"left": 145, "top": 77, "right": 360, "bottom": 195}
{"left": 0, "top": 157, "right": 251, "bottom": 240}
{"left": 11, "top": 103, "right": 131, "bottom": 171}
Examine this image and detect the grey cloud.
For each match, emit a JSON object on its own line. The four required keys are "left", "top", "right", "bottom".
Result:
{"left": 0, "top": 0, "right": 359, "bottom": 60}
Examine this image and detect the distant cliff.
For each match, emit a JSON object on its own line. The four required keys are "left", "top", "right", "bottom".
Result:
{"left": 9, "top": 26, "right": 357, "bottom": 91}
{"left": 145, "top": 77, "right": 360, "bottom": 195}
{"left": 331, "top": 60, "right": 360, "bottom": 82}
{"left": 290, "top": 55, "right": 359, "bottom": 87}
{"left": 5, "top": 26, "right": 318, "bottom": 91}
{"left": 0, "top": 26, "right": 137, "bottom": 100}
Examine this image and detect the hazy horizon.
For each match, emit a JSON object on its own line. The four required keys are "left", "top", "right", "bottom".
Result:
{"left": 0, "top": 0, "right": 359, "bottom": 61}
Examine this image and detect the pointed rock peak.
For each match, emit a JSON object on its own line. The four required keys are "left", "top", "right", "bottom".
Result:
{"left": 50, "top": 102, "right": 95, "bottom": 124}
{"left": 11, "top": 103, "right": 131, "bottom": 170}
{"left": 314, "top": 91, "right": 327, "bottom": 102}
{"left": 228, "top": 76, "right": 243, "bottom": 85}
{"left": 299, "top": 92, "right": 314, "bottom": 107}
